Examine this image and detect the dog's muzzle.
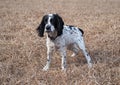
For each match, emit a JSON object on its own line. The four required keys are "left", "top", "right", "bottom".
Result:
{"left": 45, "top": 25, "right": 51, "bottom": 32}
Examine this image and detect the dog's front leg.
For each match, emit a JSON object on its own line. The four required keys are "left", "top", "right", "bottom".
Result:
{"left": 58, "top": 47, "right": 67, "bottom": 71}
{"left": 43, "top": 46, "right": 54, "bottom": 71}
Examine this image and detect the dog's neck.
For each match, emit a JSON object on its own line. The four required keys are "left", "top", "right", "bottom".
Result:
{"left": 48, "top": 35, "right": 57, "bottom": 40}
{"left": 47, "top": 31, "right": 58, "bottom": 41}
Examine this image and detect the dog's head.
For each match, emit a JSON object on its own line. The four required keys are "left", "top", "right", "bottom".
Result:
{"left": 37, "top": 14, "right": 64, "bottom": 38}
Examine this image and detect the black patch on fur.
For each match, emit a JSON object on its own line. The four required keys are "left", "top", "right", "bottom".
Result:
{"left": 78, "top": 28, "right": 84, "bottom": 35}
{"left": 54, "top": 14, "right": 64, "bottom": 36}
{"left": 69, "top": 25, "right": 74, "bottom": 29}
{"left": 66, "top": 25, "right": 74, "bottom": 30}
{"left": 67, "top": 25, "right": 84, "bottom": 35}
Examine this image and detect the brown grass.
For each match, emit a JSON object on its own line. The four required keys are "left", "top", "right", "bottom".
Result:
{"left": 0, "top": 0, "right": 120, "bottom": 85}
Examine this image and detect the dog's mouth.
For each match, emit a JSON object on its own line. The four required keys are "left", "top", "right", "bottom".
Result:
{"left": 45, "top": 30, "right": 52, "bottom": 33}
{"left": 46, "top": 30, "right": 58, "bottom": 39}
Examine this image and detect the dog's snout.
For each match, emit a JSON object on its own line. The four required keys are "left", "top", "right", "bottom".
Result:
{"left": 46, "top": 25, "right": 51, "bottom": 30}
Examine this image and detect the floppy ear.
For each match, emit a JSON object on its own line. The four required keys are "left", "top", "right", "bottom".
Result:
{"left": 36, "top": 16, "right": 46, "bottom": 37}
{"left": 55, "top": 14, "right": 64, "bottom": 36}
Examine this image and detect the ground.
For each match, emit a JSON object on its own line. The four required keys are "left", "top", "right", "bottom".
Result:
{"left": 0, "top": 0, "right": 120, "bottom": 85}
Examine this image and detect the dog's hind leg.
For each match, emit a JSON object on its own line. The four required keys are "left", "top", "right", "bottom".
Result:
{"left": 77, "top": 37, "right": 92, "bottom": 68}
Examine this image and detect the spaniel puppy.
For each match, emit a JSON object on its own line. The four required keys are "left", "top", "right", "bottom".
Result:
{"left": 37, "top": 14, "right": 92, "bottom": 71}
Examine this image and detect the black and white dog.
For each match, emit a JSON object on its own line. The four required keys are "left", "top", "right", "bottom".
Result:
{"left": 37, "top": 14, "right": 92, "bottom": 71}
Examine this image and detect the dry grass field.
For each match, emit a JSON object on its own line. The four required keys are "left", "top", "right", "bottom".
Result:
{"left": 0, "top": 0, "right": 120, "bottom": 85}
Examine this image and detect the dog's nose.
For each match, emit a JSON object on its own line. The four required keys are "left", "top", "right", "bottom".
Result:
{"left": 46, "top": 25, "right": 51, "bottom": 30}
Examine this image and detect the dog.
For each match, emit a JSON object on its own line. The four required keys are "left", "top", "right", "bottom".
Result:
{"left": 37, "top": 14, "right": 92, "bottom": 71}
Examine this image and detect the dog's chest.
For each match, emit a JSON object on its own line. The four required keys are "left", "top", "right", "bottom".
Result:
{"left": 46, "top": 37, "right": 64, "bottom": 50}
{"left": 47, "top": 36, "right": 76, "bottom": 51}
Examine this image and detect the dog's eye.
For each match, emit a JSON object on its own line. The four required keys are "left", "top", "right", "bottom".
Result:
{"left": 50, "top": 19, "right": 53, "bottom": 23}
{"left": 44, "top": 18, "right": 48, "bottom": 23}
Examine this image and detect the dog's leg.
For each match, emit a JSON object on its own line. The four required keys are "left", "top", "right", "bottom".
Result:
{"left": 82, "top": 49, "right": 92, "bottom": 68}
{"left": 43, "top": 46, "right": 54, "bottom": 71}
{"left": 58, "top": 47, "right": 67, "bottom": 71}
{"left": 77, "top": 37, "right": 92, "bottom": 68}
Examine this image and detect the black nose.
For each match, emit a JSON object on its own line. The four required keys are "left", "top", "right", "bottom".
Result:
{"left": 46, "top": 25, "right": 51, "bottom": 30}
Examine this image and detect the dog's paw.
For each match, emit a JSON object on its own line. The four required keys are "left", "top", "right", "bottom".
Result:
{"left": 61, "top": 68, "right": 66, "bottom": 72}
{"left": 43, "top": 65, "right": 49, "bottom": 71}
{"left": 88, "top": 62, "right": 92, "bottom": 68}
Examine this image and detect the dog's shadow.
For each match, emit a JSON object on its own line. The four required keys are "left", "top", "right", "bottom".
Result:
{"left": 67, "top": 49, "right": 116, "bottom": 67}
{"left": 39, "top": 49, "right": 120, "bottom": 70}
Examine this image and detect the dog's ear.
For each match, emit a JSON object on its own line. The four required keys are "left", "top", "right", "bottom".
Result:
{"left": 36, "top": 15, "right": 46, "bottom": 37}
{"left": 55, "top": 14, "right": 64, "bottom": 36}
